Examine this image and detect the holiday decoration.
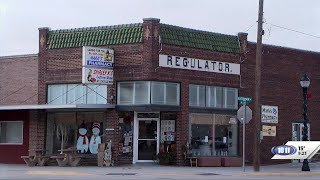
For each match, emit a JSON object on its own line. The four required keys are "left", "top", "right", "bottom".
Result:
{"left": 77, "top": 123, "right": 89, "bottom": 153}
{"left": 89, "top": 122, "right": 101, "bottom": 154}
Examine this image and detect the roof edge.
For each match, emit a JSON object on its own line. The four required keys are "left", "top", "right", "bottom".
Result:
{"left": 49, "top": 23, "right": 143, "bottom": 33}
{"left": 248, "top": 41, "right": 320, "bottom": 55}
{"left": 0, "top": 54, "right": 38, "bottom": 60}
{"left": 160, "top": 23, "right": 239, "bottom": 38}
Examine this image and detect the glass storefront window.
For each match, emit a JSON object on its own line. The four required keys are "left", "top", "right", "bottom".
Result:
{"left": 190, "top": 113, "right": 238, "bottom": 157}
{"left": 189, "top": 85, "right": 205, "bottom": 107}
{"left": 46, "top": 112, "right": 105, "bottom": 155}
{"left": 118, "top": 81, "right": 180, "bottom": 106}
{"left": 48, "top": 84, "right": 107, "bottom": 104}
{"left": 190, "top": 85, "right": 238, "bottom": 109}
{"left": 135, "top": 81, "right": 150, "bottom": 104}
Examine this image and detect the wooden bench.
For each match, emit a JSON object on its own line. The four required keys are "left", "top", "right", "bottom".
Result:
{"left": 21, "top": 156, "right": 37, "bottom": 167}
{"left": 51, "top": 154, "right": 84, "bottom": 167}
{"left": 37, "top": 156, "right": 50, "bottom": 166}
{"left": 51, "top": 155, "right": 68, "bottom": 167}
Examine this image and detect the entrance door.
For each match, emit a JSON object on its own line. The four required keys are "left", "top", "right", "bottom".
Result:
{"left": 133, "top": 112, "right": 160, "bottom": 163}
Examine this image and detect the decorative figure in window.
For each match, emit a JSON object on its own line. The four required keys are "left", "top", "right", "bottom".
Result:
{"left": 87, "top": 69, "right": 96, "bottom": 83}
{"left": 89, "top": 122, "right": 101, "bottom": 154}
{"left": 77, "top": 123, "right": 89, "bottom": 153}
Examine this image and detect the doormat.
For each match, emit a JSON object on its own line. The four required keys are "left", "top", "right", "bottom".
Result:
{"left": 106, "top": 173, "right": 136, "bottom": 176}
{"left": 197, "top": 173, "right": 220, "bottom": 176}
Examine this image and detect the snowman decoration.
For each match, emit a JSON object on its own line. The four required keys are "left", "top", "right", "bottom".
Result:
{"left": 77, "top": 123, "right": 89, "bottom": 153}
{"left": 89, "top": 122, "right": 101, "bottom": 154}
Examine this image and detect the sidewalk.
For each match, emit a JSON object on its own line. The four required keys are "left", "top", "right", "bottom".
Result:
{"left": 1, "top": 162, "right": 320, "bottom": 179}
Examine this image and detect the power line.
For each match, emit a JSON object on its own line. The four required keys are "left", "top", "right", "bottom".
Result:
{"left": 86, "top": 85, "right": 108, "bottom": 101}
{"left": 265, "top": 22, "right": 320, "bottom": 39}
{"left": 244, "top": 22, "right": 256, "bottom": 32}
{"left": 69, "top": 85, "right": 104, "bottom": 104}
{"left": 19, "top": 93, "right": 38, "bottom": 105}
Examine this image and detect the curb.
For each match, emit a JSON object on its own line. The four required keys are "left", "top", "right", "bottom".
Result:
{"left": 237, "top": 172, "right": 320, "bottom": 176}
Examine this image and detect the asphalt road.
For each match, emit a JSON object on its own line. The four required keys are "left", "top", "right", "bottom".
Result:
{"left": 1, "top": 163, "right": 320, "bottom": 180}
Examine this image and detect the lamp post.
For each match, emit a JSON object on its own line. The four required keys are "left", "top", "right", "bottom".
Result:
{"left": 300, "top": 74, "right": 310, "bottom": 171}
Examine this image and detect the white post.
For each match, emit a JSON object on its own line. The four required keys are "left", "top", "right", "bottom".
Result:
{"left": 243, "top": 104, "right": 246, "bottom": 172}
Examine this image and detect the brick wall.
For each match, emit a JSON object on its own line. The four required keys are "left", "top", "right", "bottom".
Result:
{"left": 113, "top": 18, "right": 243, "bottom": 165}
{"left": 0, "top": 55, "right": 38, "bottom": 105}
{"left": 37, "top": 27, "right": 145, "bottom": 163}
{"left": 35, "top": 19, "right": 320, "bottom": 166}
{"left": 243, "top": 43, "right": 320, "bottom": 164}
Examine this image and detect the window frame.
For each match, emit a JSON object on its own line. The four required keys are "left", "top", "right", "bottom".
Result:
{"left": 0, "top": 121, "right": 24, "bottom": 145}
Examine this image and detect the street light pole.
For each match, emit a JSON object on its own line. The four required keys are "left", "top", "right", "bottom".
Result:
{"left": 300, "top": 74, "right": 310, "bottom": 172}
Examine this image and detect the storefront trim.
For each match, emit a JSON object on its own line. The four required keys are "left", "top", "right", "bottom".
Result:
{"left": 189, "top": 107, "right": 237, "bottom": 115}
{"left": 0, "top": 104, "right": 115, "bottom": 111}
{"left": 116, "top": 105, "right": 181, "bottom": 112}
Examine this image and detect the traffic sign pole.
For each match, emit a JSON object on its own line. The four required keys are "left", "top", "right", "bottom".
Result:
{"left": 243, "top": 103, "right": 246, "bottom": 172}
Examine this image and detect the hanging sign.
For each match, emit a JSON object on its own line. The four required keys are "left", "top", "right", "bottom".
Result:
{"left": 82, "top": 67, "right": 113, "bottom": 85}
{"left": 82, "top": 46, "right": 114, "bottom": 67}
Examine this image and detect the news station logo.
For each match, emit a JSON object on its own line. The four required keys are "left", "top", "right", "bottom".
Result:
{"left": 271, "top": 145, "right": 297, "bottom": 156}
{"left": 271, "top": 141, "right": 320, "bottom": 160}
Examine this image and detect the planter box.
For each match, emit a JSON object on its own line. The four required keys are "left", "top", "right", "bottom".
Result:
{"left": 221, "top": 157, "right": 242, "bottom": 167}
{"left": 197, "top": 157, "right": 221, "bottom": 167}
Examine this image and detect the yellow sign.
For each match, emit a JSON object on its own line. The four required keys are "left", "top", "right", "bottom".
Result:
{"left": 262, "top": 125, "right": 276, "bottom": 136}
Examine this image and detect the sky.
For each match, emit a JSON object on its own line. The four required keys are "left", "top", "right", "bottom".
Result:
{"left": 0, "top": 0, "right": 319, "bottom": 56}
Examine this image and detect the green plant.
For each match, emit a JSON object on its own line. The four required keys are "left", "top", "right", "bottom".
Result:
{"left": 156, "top": 151, "right": 176, "bottom": 165}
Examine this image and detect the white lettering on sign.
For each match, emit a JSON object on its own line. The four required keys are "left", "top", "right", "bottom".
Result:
{"left": 159, "top": 54, "right": 240, "bottom": 75}
{"left": 261, "top": 105, "right": 278, "bottom": 124}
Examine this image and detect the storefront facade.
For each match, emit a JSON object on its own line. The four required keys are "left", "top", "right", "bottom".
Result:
{"left": 1, "top": 18, "right": 320, "bottom": 166}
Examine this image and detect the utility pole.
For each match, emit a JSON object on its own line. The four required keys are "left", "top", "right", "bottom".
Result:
{"left": 253, "top": 0, "right": 264, "bottom": 172}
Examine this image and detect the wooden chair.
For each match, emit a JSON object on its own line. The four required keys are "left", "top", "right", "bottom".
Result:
{"left": 183, "top": 143, "right": 198, "bottom": 167}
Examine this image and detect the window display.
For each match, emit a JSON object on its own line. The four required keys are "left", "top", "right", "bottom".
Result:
{"left": 46, "top": 112, "right": 105, "bottom": 154}
{"left": 190, "top": 113, "right": 238, "bottom": 157}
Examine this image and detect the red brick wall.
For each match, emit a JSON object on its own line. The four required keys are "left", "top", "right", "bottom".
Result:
{"left": 38, "top": 26, "right": 144, "bottom": 163}
{"left": 0, "top": 55, "right": 38, "bottom": 105}
{"left": 110, "top": 19, "right": 242, "bottom": 165}
{"left": 243, "top": 43, "right": 320, "bottom": 164}
{"left": 36, "top": 19, "right": 320, "bottom": 166}
{"left": 0, "top": 110, "right": 29, "bottom": 164}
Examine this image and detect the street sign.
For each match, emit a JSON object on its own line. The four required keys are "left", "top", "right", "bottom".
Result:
{"left": 238, "top": 97, "right": 252, "bottom": 105}
{"left": 237, "top": 106, "right": 252, "bottom": 124}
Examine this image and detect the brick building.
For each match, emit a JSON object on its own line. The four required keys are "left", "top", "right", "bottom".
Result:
{"left": 0, "top": 18, "right": 319, "bottom": 166}
{"left": 0, "top": 54, "right": 38, "bottom": 163}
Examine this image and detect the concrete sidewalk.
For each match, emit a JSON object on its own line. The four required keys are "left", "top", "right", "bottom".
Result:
{"left": 1, "top": 162, "right": 320, "bottom": 179}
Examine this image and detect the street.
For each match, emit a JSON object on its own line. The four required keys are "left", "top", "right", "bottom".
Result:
{"left": 1, "top": 163, "right": 320, "bottom": 180}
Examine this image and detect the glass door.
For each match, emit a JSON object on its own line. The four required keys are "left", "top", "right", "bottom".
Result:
{"left": 138, "top": 120, "right": 158, "bottom": 161}
{"left": 134, "top": 112, "right": 160, "bottom": 163}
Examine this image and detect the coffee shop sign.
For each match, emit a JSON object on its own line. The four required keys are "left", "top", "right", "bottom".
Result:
{"left": 261, "top": 105, "right": 278, "bottom": 124}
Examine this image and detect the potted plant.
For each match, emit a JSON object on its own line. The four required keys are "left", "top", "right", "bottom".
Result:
{"left": 156, "top": 151, "right": 176, "bottom": 165}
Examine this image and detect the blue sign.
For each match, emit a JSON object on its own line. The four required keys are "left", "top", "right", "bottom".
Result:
{"left": 271, "top": 145, "right": 297, "bottom": 156}
{"left": 86, "top": 60, "right": 113, "bottom": 67}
